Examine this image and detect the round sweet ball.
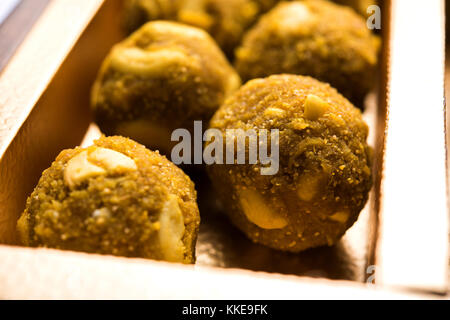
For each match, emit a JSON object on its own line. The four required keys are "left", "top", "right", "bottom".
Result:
{"left": 91, "top": 21, "right": 241, "bottom": 154}
{"left": 235, "top": 0, "right": 380, "bottom": 107}
{"left": 122, "top": 0, "right": 275, "bottom": 57}
{"left": 206, "top": 74, "right": 372, "bottom": 252}
{"left": 17, "top": 136, "right": 201, "bottom": 263}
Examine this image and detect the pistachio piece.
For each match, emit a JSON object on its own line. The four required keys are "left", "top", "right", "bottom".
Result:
{"left": 158, "top": 194, "right": 186, "bottom": 262}
{"left": 239, "top": 189, "right": 288, "bottom": 229}
{"left": 304, "top": 94, "right": 328, "bottom": 121}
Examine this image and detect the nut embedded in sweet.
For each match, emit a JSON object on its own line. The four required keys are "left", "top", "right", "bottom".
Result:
{"left": 276, "top": 2, "right": 311, "bottom": 31}
{"left": 178, "top": 10, "right": 214, "bottom": 30}
{"left": 239, "top": 189, "right": 288, "bottom": 229}
{"left": 88, "top": 147, "right": 137, "bottom": 172}
{"left": 304, "top": 94, "right": 328, "bottom": 121}
{"left": 158, "top": 194, "right": 186, "bottom": 262}
{"left": 64, "top": 147, "right": 137, "bottom": 189}
{"left": 328, "top": 211, "right": 350, "bottom": 223}
{"left": 64, "top": 151, "right": 106, "bottom": 189}
{"left": 109, "top": 47, "right": 195, "bottom": 76}
{"left": 264, "top": 107, "right": 286, "bottom": 118}
{"left": 297, "top": 172, "right": 323, "bottom": 202}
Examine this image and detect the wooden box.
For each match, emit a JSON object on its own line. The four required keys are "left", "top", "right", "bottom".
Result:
{"left": 0, "top": 0, "right": 447, "bottom": 299}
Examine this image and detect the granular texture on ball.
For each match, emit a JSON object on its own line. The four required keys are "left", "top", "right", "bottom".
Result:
{"left": 206, "top": 74, "right": 372, "bottom": 252}
{"left": 17, "top": 136, "right": 201, "bottom": 263}
{"left": 91, "top": 21, "right": 240, "bottom": 154}
{"left": 235, "top": 0, "right": 380, "bottom": 107}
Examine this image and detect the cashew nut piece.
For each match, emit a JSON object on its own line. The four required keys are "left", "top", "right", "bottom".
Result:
{"left": 239, "top": 189, "right": 288, "bottom": 229}
{"left": 64, "top": 147, "right": 137, "bottom": 188}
